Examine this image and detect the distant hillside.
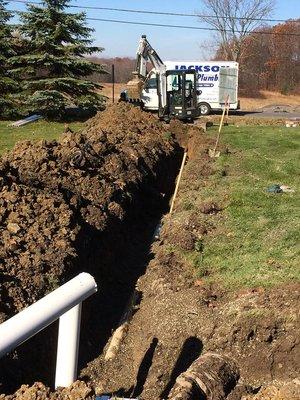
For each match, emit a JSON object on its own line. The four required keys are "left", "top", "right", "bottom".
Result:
{"left": 87, "top": 57, "right": 136, "bottom": 83}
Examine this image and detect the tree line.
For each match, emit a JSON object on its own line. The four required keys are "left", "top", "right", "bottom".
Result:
{"left": 198, "top": 0, "right": 298, "bottom": 94}
{"left": 1, "top": 0, "right": 298, "bottom": 122}
{"left": 87, "top": 57, "right": 136, "bottom": 84}
{"left": 0, "top": 0, "right": 106, "bottom": 120}
{"left": 214, "top": 19, "right": 300, "bottom": 95}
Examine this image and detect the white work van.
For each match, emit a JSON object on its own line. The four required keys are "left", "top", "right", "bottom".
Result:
{"left": 142, "top": 61, "right": 239, "bottom": 115}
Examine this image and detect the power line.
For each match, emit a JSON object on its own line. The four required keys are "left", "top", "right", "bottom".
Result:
{"left": 8, "top": 8, "right": 300, "bottom": 37}
{"left": 85, "top": 17, "right": 300, "bottom": 37}
{"left": 8, "top": 0, "right": 290, "bottom": 23}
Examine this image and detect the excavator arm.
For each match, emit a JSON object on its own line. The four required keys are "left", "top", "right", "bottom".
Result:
{"left": 135, "top": 35, "right": 165, "bottom": 78}
{"left": 127, "top": 35, "right": 167, "bottom": 113}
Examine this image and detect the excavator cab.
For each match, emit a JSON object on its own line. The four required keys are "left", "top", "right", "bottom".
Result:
{"left": 160, "top": 70, "right": 199, "bottom": 122}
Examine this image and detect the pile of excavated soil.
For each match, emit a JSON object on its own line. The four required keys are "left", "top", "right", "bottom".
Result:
{"left": 1, "top": 104, "right": 173, "bottom": 232}
{"left": 0, "top": 103, "right": 175, "bottom": 323}
{"left": 0, "top": 103, "right": 185, "bottom": 396}
{"left": 0, "top": 181, "right": 77, "bottom": 323}
{"left": 0, "top": 381, "right": 94, "bottom": 400}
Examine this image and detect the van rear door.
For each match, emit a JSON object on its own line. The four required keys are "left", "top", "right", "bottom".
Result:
{"left": 219, "top": 67, "right": 238, "bottom": 106}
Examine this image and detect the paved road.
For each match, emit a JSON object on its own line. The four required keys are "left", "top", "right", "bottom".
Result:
{"left": 232, "top": 110, "right": 300, "bottom": 119}
{"left": 230, "top": 104, "right": 300, "bottom": 119}
{"left": 207, "top": 104, "right": 300, "bottom": 119}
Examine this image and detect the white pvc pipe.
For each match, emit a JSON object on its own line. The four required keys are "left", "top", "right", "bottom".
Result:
{"left": 55, "top": 303, "right": 82, "bottom": 388}
{"left": 0, "top": 273, "right": 97, "bottom": 360}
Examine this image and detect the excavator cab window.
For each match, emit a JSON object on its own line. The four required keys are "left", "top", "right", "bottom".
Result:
{"left": 145, "top": 77, "right": 157, "bottom": 89}
{"left": 167, "top": 74, "right": 183, "bottom": 107}
{"left": 144, "top": 72, "right": 157, "bottom": 90}
{"left": 165, "top": 70, "right": 198, "bottom": 120}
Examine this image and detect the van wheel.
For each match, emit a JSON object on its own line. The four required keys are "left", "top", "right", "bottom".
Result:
{"left": 198, "top": 102, "right": 211, "bottom": 116}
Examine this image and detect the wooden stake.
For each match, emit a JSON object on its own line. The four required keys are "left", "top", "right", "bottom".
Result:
{"left": 225, "top": 96, "right": 230, "bottom": 124}
{"left": 169, "top": 151, "right": 188, "bottom": 215}
{"left": 112, "top": 64, "right": 115, "bottom": 103}
{"left": 209, "top": 94, "right": 229, "bottom": 158}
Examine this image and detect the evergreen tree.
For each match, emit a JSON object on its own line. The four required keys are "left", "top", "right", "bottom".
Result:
{"left": 9, "top": 0, "right": 106, "bottom": 119}
{"left": 0, "top": 0, "right": 19, "bottom": 118}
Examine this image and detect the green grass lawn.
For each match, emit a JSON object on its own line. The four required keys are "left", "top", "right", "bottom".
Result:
{"left": 0, "top": 120, "right": 85, "bottom": 155}
{"left": 183, "top": 125, "right": 300, "bottom": 289}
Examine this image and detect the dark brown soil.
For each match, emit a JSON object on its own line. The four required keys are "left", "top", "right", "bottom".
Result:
{"left": 0, "top": 107, "right": 298, "bottom": 399}
{"left": 81, "top": 132, "right": 300, "bottom": 400}
{"left": 0, "top": 103, "right": 184, "bottom": 394}
{"left": 0, "top": 103, "right": 176, "bottom": 322}
{"left": 0, "top": 381, "right": 94, "bottom": 400}
{"left": 0, "top": 183, "right": 78, "bottom": 323}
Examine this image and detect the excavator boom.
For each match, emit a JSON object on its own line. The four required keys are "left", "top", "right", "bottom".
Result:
{"left": 135, "top": 35, "right": 165, "bottom": 79}
{"left": 125, "top": 35, "right": 167, "bottom": 111}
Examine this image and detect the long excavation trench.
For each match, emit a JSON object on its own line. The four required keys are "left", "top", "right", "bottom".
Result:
{"left": 2, "top": 107, "right": 298, "bottom": 399}
{"left": 0, "top": 139, "right": 184, "bottom": 394}
{"left": 77, "top": 147, "right": 183, "bottom": 368}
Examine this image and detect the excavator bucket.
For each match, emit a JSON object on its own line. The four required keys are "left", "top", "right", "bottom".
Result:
{"left": 125, "top": 72, "right": 144, "bottom": 99}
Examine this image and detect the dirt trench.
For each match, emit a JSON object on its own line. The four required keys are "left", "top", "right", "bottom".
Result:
{"left": 80, "top": 130, "right": 300, "bottom": 400}
{"left": 2, "top": 107, "right": 298, "bottom": 399}
{"left": 0, "top": 104, "right": 193, "bottom": 395}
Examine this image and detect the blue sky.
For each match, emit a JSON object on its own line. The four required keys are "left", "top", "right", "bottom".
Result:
{"left": 8, "top": 0, "right": 300, "bottom": 60}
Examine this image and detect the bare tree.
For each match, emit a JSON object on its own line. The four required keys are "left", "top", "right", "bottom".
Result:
{"left": 197, "top": 37, "right": 219, "bottom": 60}
{"left": 199, "top": 0, "right": 275, "bottom": 61}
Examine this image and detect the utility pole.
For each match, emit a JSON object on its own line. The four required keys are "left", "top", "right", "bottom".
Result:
{"left": 112, "top": 64, "right": 115, "bottom": 103}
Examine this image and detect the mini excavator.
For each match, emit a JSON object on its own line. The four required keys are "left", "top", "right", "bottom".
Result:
{"left": 120, "top": 35, "right": 200, "bottom": 122}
